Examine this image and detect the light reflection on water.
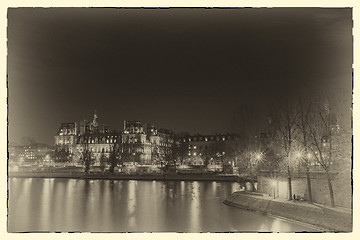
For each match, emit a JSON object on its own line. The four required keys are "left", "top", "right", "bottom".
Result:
{"left": 190, "top": 181, "right": 200, "bottom": 232}
{"left": 8, "top": 178, "right": 314, "bottom": 232}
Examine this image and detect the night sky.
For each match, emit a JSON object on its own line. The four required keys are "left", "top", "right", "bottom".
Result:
{"left": 7, "top": 8, "right": 352, "bottom": 145}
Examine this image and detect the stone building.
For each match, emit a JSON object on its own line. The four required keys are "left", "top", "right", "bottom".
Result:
{"left": 180, "top": 134, "right": 239, "bottom": 168}
{"left": 54, "top": 113, "right": 175, "bottom": 167}
{"left": 54, "top": 111, "right": 239, "bottom": 170}
{"left": 54, "top": 111, "right": 120, "bottom": 166}
{"left": 9, "top": 143, "right": 53, "bottom": 165}
{"left": 121, "top": 120, "right": 174, "bottom": 165}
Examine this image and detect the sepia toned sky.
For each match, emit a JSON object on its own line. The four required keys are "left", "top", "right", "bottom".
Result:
{"left": 7, "top": 8, "right": 352, "bottom": 145}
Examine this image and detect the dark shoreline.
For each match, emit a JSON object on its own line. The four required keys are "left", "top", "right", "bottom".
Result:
{"left": 8, "top": 171, "right": 247, "bottom": 182}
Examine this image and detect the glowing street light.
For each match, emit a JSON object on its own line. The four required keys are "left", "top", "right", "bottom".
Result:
{"left": 252, "top": 151, "right": 264, "bottom": 162}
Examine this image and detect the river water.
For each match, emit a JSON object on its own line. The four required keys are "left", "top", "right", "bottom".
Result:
{"left": 8, "top": 178, "right": 315, "bottom": 232}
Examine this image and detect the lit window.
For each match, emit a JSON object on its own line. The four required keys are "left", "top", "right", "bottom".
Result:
{"left": 193, "top": 152, "right": 197, "bottom": 156}
{"left": 205, "top": 137, "right": 208, "bottom": 141}
{"left": 188, "top": 138, "right": 191, "bottom": 142}
{"left": 193, "top": 146, "right": 197, "bottom": 149}
{"left": 222, "top": 137, "right": 225, "bottom": 141}
{"left": 188, "top": 145, "right": 191, "bottom": 149}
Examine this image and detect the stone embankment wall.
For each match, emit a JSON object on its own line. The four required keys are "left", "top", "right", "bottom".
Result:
{"left": 257, "top": 172, "right": 352, "bottom": 208}
{"left": 8, "top": 172, "right": 243, "bottom": 182}
{"left": 224, "top": 191, "right": 352, "bottom": 232}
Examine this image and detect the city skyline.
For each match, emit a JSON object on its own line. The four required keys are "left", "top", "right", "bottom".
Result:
{"left": 7, "top": 8, "right": 352, "bottom": 145}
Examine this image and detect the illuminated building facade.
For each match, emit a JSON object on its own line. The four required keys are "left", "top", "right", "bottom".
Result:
{"left": 54, "top": 111, "right": 238, "bottom": 169}
{"left": 54, "top": 111, "right": 120, "bottom": 166}
{"left": 8, "top": 143, "right": 53, "bottom": 165}
{"left": 54, "top": 113, "right": 174, "bottom": 166}
{"left": 181, "top": 134, "right": 239, "bottom": 166}
{"left": 121, "top": 120, "right": 174, "bottom": 165}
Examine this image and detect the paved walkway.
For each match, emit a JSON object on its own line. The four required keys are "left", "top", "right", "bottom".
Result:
{"left": 224, "top": 191, "right": 352, "bottom": 232}
{"left": 242, "top": 191, "right": 352, "bottom": 214}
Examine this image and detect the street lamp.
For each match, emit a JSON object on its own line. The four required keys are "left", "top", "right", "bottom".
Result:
{"left": 252, "top": 151, "right": 264, "bottom": 163}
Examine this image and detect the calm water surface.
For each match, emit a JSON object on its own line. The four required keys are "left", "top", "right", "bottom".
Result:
{"left": 8, "top": 178, "right": 315, "bottom": 232}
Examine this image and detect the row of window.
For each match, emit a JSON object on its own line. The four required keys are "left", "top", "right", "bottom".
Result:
{"left": 187, "top": 151, "right": 226, "bottom": 156}
{"left": 184, "top": 136, "right": 227, "bottom": 142}
{"left": 59, "top": 128, "right": 76, "bottom": 136}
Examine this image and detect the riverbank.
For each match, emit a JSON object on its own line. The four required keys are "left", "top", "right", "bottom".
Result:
{"left": 8, "top": 171, "right": 244, "bottom": 182}
{"left": 223, "top": 191, "right": 352, "bottom": 232}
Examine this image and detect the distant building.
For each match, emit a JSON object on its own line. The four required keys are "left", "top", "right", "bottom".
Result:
{"left": 180, "top": 134, "right": 239, "bottom": 166}
{"left": 54, "top": 111, "right": 120, "bottom": 166}
{"left": 121, "top": 120, "right": 174, "bottom": 165}
{"left": 54, "top": 112, "right": 175, "bottom": 167}
{"left": 54, "top": 111, "right": 240, "bottom": 169}
{"left": 8, "top": 143, "right": 53, "bottom": 165}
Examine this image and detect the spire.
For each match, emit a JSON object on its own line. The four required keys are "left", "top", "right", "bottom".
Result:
{"left": 92, "top": 109, "right": 98, "bottom": 128}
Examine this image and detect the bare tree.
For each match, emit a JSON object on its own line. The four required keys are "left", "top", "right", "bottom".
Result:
{"left": 108, "top": 138, "right": 132, "bottom": 173}
{"left": 99, "top": 148, "right": 108, "bottom": 172}
{"left": 21, "top": 136, "right": 37, "bottom": 146}
{"left": 54, "top": 148, "right": 71, "bottom": 163}
{"left": 307, "top": 99, "right": 349, "bottom": 207}
{"left": 201, "top": 144, "right": 214, "bottom": 168}
{"left": 158, "top": 140, "right": 176, "bottom": 171}
{"left": 108, "top": 141, "right": 120, "bottom": 173}
{"left": 80, "top": 134, "right": 94, "bottom": 174}
{"left": 200, "top": 140, "right": 230, "bottom": 172}
{"left": 151, "top": 145, "right": 161, "bottom": 165}
{"left": 175, "top": 139, "right": 188, "bottom": 165}
{"left": 295, "top": 98, "right": 314, "bottom": 204}
{"left": 274, "top": 100, "right": 299, "bottom": 200}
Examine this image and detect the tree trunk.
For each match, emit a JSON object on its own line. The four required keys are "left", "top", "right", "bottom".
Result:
{"left": 287, "top": 166, "right": 293, "bottom": 200}
{"left": 250, "top": 178, "right": 256, "bottom": 192}
{"left": 85, "top": 161, "right": 90, "bottom": 174}
{"left": 326, "top": 171, "right": 335, "bottom": 207}
{"left": 306, "top": 168, "right": 313, "bottom": 204}
{"left": 109, "top": 164, "right": 114, "bottom": 173}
